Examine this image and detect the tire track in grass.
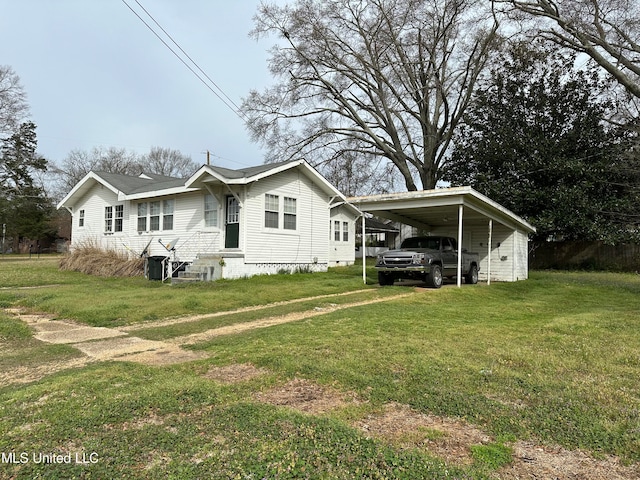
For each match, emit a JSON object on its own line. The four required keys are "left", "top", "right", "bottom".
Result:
{"left": 3, "top": 289, "right": 416, "bottom": 382}
{"left": 167, "top": 292, "right": 413, "bottom": 346}
{"left": 120, "top": 288, "right": 377, "bottom": 332}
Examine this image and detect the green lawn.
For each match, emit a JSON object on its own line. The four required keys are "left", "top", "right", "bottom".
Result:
{"left": 1, "top": 257, "right": 639, "bottom": 478}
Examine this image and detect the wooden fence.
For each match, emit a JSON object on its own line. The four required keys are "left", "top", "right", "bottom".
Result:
{"left": 530, "top": 241, "right": 640, "bottom": 272}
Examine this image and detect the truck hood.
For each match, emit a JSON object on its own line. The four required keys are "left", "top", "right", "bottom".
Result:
{"left": 382, "top": 248, "right": 440, "bottom": 256}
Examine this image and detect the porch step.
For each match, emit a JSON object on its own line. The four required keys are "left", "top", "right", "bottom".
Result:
{"left": 171, "top": 275, "right": 202, "bottom": 285}
{"left": 171, "top": 255, "right": 221, "bottom": 285}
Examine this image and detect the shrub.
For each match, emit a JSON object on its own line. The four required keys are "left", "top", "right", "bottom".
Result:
{"left": 59, "top": 241, "right": 144, "bottom": 277}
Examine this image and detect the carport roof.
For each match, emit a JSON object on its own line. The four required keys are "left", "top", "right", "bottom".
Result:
{"left": 348, "top": 186, "right": 536, "bottom": 233}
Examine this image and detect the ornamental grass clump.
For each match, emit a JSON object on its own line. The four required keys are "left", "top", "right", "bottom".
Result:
{"left": 59, "top": 241, "right": 144, "bottom": 277}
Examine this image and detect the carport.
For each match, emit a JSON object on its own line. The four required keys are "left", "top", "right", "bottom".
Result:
{"left": 348, "top": 187, "right": 536, "bottom": 286}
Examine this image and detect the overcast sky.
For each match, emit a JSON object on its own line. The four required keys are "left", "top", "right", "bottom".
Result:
{"left": 1, "top": 0, "right": 281, "bottom": 171}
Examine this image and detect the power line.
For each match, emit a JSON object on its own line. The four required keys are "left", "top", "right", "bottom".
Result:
{"left": 121, "top": 0, "right": 249, "bottom": 123}
{"left": 131, "top": 0, "right": 246, "bottom": 117}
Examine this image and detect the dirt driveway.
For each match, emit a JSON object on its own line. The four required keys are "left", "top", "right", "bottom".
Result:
{"left": 3, "top": 289, "right": 411, "bottom": 372}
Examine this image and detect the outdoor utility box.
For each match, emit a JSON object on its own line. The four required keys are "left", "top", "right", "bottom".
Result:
{"left": 147, "top": 256, "right": 168, "bottom": 280}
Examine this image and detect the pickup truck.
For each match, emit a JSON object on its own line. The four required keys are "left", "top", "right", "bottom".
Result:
{"left": 375, "top": 236, "right": 479, "bottom": 288}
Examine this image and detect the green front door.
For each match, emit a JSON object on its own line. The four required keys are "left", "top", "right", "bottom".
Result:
{"left": 225, "top": 196, "right": 240, "bottom": 249}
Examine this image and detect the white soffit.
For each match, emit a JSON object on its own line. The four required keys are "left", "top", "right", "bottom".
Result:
{"left": 349, "top": 187, "right": 535, "bottom": 233}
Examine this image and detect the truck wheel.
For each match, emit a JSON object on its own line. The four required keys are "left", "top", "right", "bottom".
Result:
{"left": 378, "top": 272, "right": 394, "bottom": 286}
{"left": 465, "top": 265, "right": 478, "bottom": 284}
{"left": 425, "top": 264, "right": 443, "bottom": 289}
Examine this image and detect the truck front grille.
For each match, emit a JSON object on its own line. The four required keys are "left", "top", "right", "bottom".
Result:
{"left": 383, "top": 257, "right": 413, "bottom": 267}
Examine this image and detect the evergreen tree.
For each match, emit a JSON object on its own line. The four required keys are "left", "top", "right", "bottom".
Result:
{"left": 445, "top": 42, "right": 637, "bottom": 242}
{"left": 0, "top": 121, "right": 53, "bottom": 248}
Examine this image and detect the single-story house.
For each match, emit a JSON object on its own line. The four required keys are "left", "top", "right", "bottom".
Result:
{"left": 57, "top": 159, "right": 361, "bottom": 281}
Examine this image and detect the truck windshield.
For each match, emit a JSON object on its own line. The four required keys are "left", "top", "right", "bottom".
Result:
{"left": 401, "top": 238, "right": 440, "bottom": 250}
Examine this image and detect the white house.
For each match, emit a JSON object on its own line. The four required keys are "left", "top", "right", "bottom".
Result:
{"left": 57, "top": 159, "right": 361, "bottom": 281}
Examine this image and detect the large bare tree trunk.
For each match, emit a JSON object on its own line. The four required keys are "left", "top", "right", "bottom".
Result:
{"left": 243, "top": 0, "right": 500, "bottom": 192}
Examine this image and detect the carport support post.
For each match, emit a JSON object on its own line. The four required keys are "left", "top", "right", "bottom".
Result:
{"left": 362, "top": 214, "right": 367, "bottom": 284}
{"left": 487, "top": 219, "right": 492, "bottom": 286}
{"left": 457, "top": 204, "right": 463, "bottom": 288}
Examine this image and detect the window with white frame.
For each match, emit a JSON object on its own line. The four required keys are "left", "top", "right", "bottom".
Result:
{"left": 283, "top": 197, "right": 297, "bottom": 230}
{"left": 149, "top": 201, "right": 161, "bottom": 231}
{"left": 342, "top": 221, "right": 349, "bottom": 242}
{"left": 114, "top": 205, "right": 124, "bottom": 232}
{"left": 137, "top": 203, "right": 147, "bottom": 231}
{"left": 163, "top": 199, "right": 174, "bottom": 231}
{"left": 104, "top": 205, "right": 123, "bottom": 233}
{"left": 204, "top": 194, "right": 218, "bottom": 227}
{"left": 78, "top": 209, "right": 85, "bottom": 227}
{"left": 334, "top": 220, "right": 341, "bottom": 241}
{"left": 265, "top": 194, "right": 279, "bottom": 228}
{"left": 137, "top": 200, "right": 174, "bottom": 231}
{"left": 104, "top": 206, "right": 113, "bottom": 232}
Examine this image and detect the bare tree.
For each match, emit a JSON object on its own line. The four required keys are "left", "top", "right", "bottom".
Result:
{"left": 0, "top": 66, "right": 30, "bottom": 137}
{"left": 52, "top": 146, "right": 198, "bottom": 200}
{"left": 139, "top": 146, "right": 199, "bottom": 178}
{"left": 52, "top": 146, "right": 141, "bottom": 197}
{"left": 242, "top": 0, "right": 500, "bottom": 191}
{"left": 501, "top": 0, "right": 640, "bottom": 99}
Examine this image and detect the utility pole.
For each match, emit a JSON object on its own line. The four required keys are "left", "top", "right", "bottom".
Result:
{"left": 201, "top": 149, "right": 213, "bottom": 165}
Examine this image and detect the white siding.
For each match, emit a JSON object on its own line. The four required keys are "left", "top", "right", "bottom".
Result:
{"left": 134, "top": 190, "right": 223, "bottom": 261}
{"left": 513, "top": 229, "right": 529, "bottom": 280}
{"left": 431, "top": 222, "right": 527, "bottom": 282}
{"left": 69, "top": 182, "right": 121, "bottom": 250}
{"left": 243, "top": 169, "right": 331, "bottom": 266}
{"left": 458, "top": 223, "right": 512, "bottom": 282}
{"left": 69, "top": 184, "right": 224, "bottom": 262}
{"left": 329, "top": 206, "right": 358, "bottom": 266}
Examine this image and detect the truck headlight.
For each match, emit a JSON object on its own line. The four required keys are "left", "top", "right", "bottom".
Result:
{"left": 412, "top": 253, "right": 426, "bottom": 264}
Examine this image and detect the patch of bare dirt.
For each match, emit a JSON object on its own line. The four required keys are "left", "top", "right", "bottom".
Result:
{"left": 353, "top": 403, "right": 640, "bottom": 479}
{"left": 0, "top": 357, "right": 96, "bottom": 386}
{"left": 113, "top": 346, "right": 209, "bottom": 366}
{"left": 254, "top": 377, "right": 360, "bottom": 414}
{"left": 203, "top": 363, "right": 268, "bottom": 384}
{"left": 122, "top": 415, "right": 167, "bottom": 431}
{"left": 354, "top": 402, "right": 491, "bottom": 465}
{"left": 499, "top": 441, "right": 640, "bottom": 480}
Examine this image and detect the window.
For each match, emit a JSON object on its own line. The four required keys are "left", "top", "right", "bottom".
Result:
{"left": 114, "top": 205, "right": 124, "bottom": 232}
{"left": 334, "top": 220, "right": 340, "bottom": 241}
{"left": 137, "top": 203, "right": 147, "bottom": 231}
{"left": 342, "top": 221, "right": 349, "bottom": 242}
{"left": 204, "top": 194, "right": 218, "bottom": 227}
{"left": 104, "top": 205, "right": 123, "bottom": 233}
{"left": 284, "top": 197, "right": 296, "bottom": 230}
{"left": 265, "top": 194, "right": 279, "bottom": 228}
{"left": 149, "top": 201, "right": 161, "bottom": 231}
{"left": 104, "top": 206, "right": 113, "bottom": 232}
{"left": 78, "top": 210, "right": 85, "bottom": 227}
{"left": 163, "top": 199, "right": 174, "bottom": 231}
{"left": 137, "top": 200, "right": 173, "bottom": 231}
